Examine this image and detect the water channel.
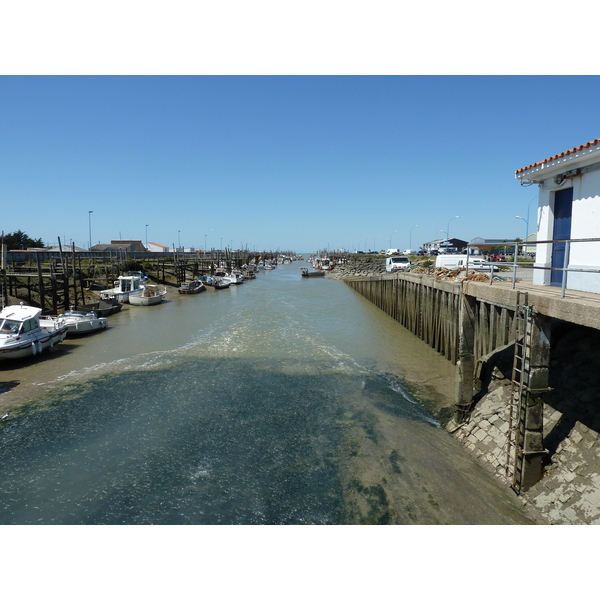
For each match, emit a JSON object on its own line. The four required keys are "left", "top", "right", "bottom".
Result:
{"left": 0, "top": 261, "right": 535, "bottom": 524}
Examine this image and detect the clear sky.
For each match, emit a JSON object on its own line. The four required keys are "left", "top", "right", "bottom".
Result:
{"left": 2, "top": 75, "right": 600, "bottom": 254}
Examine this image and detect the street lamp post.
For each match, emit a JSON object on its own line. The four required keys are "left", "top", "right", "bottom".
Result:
{"left": 88, "top": 211, "right": 93, "bottom": 250}
{"left": 446, "top": 216, "right": 459, "bottom": 248}
{"left": 409, "top": 225, "right": 418, "bottom": 251}
{"left": 389, "top": 230, "right": 396, "bottom": 249}
{"left": 526, "top": 195, "right": 537, "bottom": 239}
{"left": 178, "top": 230, "right": 181, "bottom": 249}
{"left": 145, "top": 224, "right": 149, "bottom": 250}
{"left": 205, "top": 234, "right": 207, "bottom": 255}
{"left": 516, "top": 216, "right": 528, "bottom": 255}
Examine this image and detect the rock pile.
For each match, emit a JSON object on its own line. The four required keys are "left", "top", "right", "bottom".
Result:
{"left": 327, "top": 261, "right": 386, "bottom": 280}
{"left": 328, "top": 261, "right": 492, "bottom": 283}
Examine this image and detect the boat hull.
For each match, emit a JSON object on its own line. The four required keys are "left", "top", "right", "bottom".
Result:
{"left": 0, "top": 326, "right": 68, "bottom": 360}
{"left": 129, "top": 286, "right": 167, "bottom": 306}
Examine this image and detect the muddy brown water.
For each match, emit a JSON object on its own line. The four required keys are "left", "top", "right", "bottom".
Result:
{"left": 0, "top": 262, "right": 536, "bottom": 524}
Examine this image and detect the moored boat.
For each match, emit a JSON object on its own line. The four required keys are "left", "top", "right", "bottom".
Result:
{"left": 199, "top": 275, "right": 231, "bottom": 289}
{"left": 128, "top": 284, "right": 167, "bottom": 306}
{"left": 74, "top": 298, "right": 122, "bottom": 317}
{"left": 178, "top": 280, "right": 206, "bottom": 294}
{"left": 41, "top": 310, "right": 108, "bottom": 336}
{"left": 301, "top": 267, "right": 325, "bottom": 277}
{"left": 100, "top": 275, "right": 145, "bottom": 303}
{"left": 0, "top": 303, "right": 68, "bottom": 360}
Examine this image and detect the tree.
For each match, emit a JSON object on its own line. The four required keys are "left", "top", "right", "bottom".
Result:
{"left": 2, "top": 230, "right": 45, "bottom": 250}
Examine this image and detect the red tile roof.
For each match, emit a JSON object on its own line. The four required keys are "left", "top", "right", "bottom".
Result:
{"left": 515, "top": 138, "right": 600, "bottom": 175}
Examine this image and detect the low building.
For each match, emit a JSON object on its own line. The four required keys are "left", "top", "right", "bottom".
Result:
{"left": 516, "top": 138, "right": 600, "bottom": 292}
{"left": 423, "top": 237, "right": 467, "bottom": 254}
{"left": 469, "top": 234, "right": 537, "bottom": 256}
{"left": 146, "top": 242, "right": 169, "bottom": 253}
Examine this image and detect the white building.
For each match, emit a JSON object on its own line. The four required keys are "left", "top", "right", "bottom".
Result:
{"left": 145, "top": 242, "right": 170, "bottom": 253}
{"left": 515, "top": 138, "right": 600, "bottom": 293}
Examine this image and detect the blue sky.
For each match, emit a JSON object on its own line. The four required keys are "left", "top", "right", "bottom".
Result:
{"left": 3, "top": 75, "right": 600, "bottom": 254}
{"left": 4, "top": 75, "right": 600, "bottom": 254}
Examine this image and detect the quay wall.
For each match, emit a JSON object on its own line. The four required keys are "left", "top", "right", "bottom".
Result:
{"left": 332, "top": 262, "right": 600, "bottom": 524}
{"left": 338, "top": 266, "right": 520, "bottom": 368}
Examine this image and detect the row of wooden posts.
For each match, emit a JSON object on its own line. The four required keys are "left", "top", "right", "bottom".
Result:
{"left": 0, "top": 247, "right": 265, "bottom": 313}
{"left": 345, "top": 272, "right": 549, "bottom": 491}
{"left": 346, "top": 274, "right": 520, "bottom": 367}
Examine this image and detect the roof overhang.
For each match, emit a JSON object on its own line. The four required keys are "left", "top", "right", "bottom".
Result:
{"left": 515, "top": 139, "right": 600, "bottom": 184}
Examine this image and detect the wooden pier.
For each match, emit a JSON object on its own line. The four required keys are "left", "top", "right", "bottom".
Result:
{"left": 0, "top": 247, "right": 276, "bottom": 313}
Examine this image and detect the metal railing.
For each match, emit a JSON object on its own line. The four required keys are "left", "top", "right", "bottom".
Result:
{"left": 466, "top": 237, "right": 600, "bottom": 298}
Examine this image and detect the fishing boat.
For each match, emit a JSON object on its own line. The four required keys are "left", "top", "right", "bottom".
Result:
{"left": 125, "top": 270, "right": 149, "bottom": 283}
{"left": 230, "top": 269, "right": 245, "bottom": 284}
{"left": 214, "top": 269, "right": 243, "bottom": 285}
{"left": 128, "top": 284, "right": 167, "bottom": 306}
{"left": 178, "top": 280, "right": 206, "bottom": 294}
{"left": 198, "top": 275, "right": 230, "bottom": 289}
{"left": 100, "top": 275, "right": 145, "bottom": 303}
{"left": 74, "top": 298, "right": 122, "bottom": 317}
{"left": 41, "top": 310, "right": 108, "bottom": 336}
{"left": 301, "top": 267, "right": 325, "bottom": 277}
{"left": 0, "top": 303, "right": 68, "bottom": 360}
{"left": 211, "top": 277, "right": 231, "bottom": 289}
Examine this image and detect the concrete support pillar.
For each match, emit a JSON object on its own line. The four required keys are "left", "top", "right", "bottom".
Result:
{"left": 519, "top": 311, "right": 551, "bottom": 491}
{"left": 453, "top": 291, "right": 477, "bottom": 425}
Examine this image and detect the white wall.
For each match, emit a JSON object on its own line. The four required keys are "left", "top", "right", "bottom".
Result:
{"left": 534, "top": 170, "right": 600, "bottom": 292}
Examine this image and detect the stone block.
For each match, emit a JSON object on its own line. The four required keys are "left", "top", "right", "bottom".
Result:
{"left": 474, "top": 428, "right": 488, "bottom": 442}
{"left": 571, "top": 430, "right": 583, "bottom": 444}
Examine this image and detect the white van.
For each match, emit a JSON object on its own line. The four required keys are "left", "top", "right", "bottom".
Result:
{"left": 435, "top": 255, "right": 498, "bottom": 272}
{"left": 385, "top": 249, "right": 401, "bottom": 256}
{"left": 386, "top": 256, "right": 410, "bottom": 272}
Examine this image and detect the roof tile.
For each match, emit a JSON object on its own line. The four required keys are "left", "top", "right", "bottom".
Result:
{"left": 516, "top": 138, "right": 600, "bottom": 175}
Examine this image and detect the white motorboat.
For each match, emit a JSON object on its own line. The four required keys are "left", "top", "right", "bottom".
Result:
{"left": 0, "top": 303, "right": 68, "bottom": 360}
{"left": 128, "top": 284, "right": 167, "bottom": 306}
{"left": 214, "top": 270, "right": 242, "bottom": 285}
{"left": 230, "top": 269, "right": 245, "bottom": 284}
{"left": 125, "top": 270, "right": 149, "bottom": 283}
{"left": 199, "top": 275, "right": 230, "bottom": 289}
{"left": 178, "top": 280, "right": 206, "bottom": 294}
{"left": 41, "top": 310, "right": 108, "bottom": 336}
{"left": 100, "top": 275, "right": 144, "bottom": 303}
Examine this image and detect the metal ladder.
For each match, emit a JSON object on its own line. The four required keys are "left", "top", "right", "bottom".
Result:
{"left": 505, "top": 291, "right": 532, "bottom": 493}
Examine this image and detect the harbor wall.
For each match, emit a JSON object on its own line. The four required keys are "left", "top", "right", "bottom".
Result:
{"left": 338, "top": 266, "right": 600, "bottom": 524}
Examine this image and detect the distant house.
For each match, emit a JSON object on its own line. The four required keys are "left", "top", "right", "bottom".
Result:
{"left": 146, "top": 242, "right": 169, "bottom": 253}
{"left": 515, "top": 138, "right": 600, "bottom": 292}
{"left": 469, "top": 233, "right": 537, "bottom": 254}
{"left": 113, "top": 240, "right": 147, "bottom": 252}
{"left": 423, "top": 237, "right": 467, "bottom": 254}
